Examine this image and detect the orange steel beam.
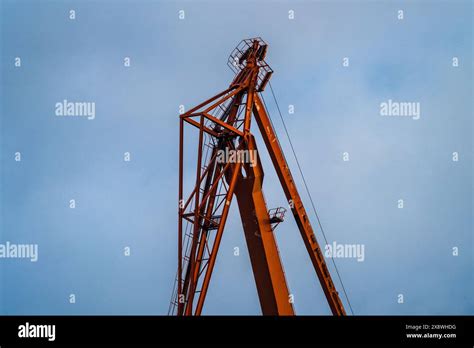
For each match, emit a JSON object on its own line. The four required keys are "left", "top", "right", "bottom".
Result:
{"left": 193, "top": 161, "right": 242, "bottom": 315}
{"left": 253, "top": 94, "right": 346, "bottom": 316}
{"left": 182, "top": 86, "right": 237, "bottom": 117}
{"left": 174, "top": 38, "right": 346, "bottom": 317}
{"left": 233, "top": 134, "right": 294, "bottom": 315}
{"left": 202, "top": 113, "right": 245, "bottom": 137}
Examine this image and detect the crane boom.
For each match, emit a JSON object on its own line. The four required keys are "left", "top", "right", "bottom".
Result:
{"left": 253, "top": 94, "right": 346, "bottom": 315}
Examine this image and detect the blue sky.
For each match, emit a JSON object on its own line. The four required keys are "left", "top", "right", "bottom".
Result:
{"left": 0, "top": 0, "right": 472, "bottom": 315}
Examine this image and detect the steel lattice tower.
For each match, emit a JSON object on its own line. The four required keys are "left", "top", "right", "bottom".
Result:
{"left": 170, "top": 38, "right": 346, "bottom": 316}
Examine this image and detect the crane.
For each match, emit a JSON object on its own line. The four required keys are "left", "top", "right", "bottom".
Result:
{"left": 169, "top": 38, "right": 346, "bottom": 316}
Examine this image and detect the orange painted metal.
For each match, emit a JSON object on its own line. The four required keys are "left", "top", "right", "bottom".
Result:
{"left": 171, "top": 38, "right": 346, "bottom": 316}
